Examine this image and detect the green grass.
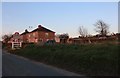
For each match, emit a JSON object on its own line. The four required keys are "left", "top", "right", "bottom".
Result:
{"left": 9, "top": 43, "right": 119, "bottom": 76}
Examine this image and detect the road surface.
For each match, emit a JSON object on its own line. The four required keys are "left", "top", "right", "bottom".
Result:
{"left": 0, "top": 42, "right": 2, "bottom": 77}
{"left": 2, "top": 50, "right": 83, "bottom": 76}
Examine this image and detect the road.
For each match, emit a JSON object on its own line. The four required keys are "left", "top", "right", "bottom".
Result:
{"left": 0, "top": 42, "right": 2, "bottom": 77}
{"left": 2, "top": 50, "right": 82, "bottom": 76}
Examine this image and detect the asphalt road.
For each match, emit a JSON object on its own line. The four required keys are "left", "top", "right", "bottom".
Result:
{"left": 2, "top": 50, "right": 82, "bottom": 76}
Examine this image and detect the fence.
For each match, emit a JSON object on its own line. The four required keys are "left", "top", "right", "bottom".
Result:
{"left": 12, "top": 42, "right": 22, "bottom": 49}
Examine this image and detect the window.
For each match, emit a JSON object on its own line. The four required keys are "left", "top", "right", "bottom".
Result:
{"left": 33, "top": 33, "right": 35, "bottom": 37}
{"left": 29, "top": 34, "right": 33, "bottom": 38}
{"left": 45, "top": 33, "right": 49, "bottom": 37}
{"left": 29, "top": 34, "right": 32, "bottom": 38}
{"left": 29, "top": 34, "right": 31, "bottom": 37}
{"left": 39, "top": 38, "right": 43, "bottom": 42}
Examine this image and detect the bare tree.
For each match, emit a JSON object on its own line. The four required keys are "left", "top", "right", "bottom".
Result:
{"left": 78, "top": 26, "right": 88, "bottom": 37}
{"left": 94, "top": 20, "right": 109, "bottom": 36}
{"left": 2, "top": 34, "right": 12, "bottom": 43}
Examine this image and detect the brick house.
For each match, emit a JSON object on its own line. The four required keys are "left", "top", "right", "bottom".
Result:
{"left": 20, "top": 25, "right": 55, "bottom": 43}
{"left": 20, "top": 29, "right": 29, "bottom": 43}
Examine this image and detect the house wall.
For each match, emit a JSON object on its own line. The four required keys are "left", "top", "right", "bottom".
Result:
{"left": 20, "top": 31, "right": 55, "bottom": 43}
{"left": 20, "top": 35, "right": 27, "bottom": 43}
{"left": 38, "top": 31, "right": 55, "bottom": 42}
{"left": 27, "top": 31, "right": 39, "bottom": 43}
{"left": 20, "top": 33, "right": 30, "bottom": 43}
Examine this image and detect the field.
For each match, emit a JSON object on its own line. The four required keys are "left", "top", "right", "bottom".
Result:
{"left": 9, "top": 43, "right": 119, "bottom": 76}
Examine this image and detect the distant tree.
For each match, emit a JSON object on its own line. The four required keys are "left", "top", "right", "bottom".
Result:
{"left": 78, "top": 26, "right": 88, "bottom": 37}
{"left": 2, "top": 34, "right": 12, "bottom": 43}
{"left": 59, "top": 33, "right": 69, "bottom": 43}
{"left": 94, "top": 20, "right": 109, "bottom": 36}
{"left": 59, "top": 33, "right": 69, "bottom": 39}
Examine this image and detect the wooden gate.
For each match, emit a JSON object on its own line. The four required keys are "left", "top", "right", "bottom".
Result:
{"left": 12, "top": 42, "right": 22, "bottom": 49}
{"left": 11, "top": 32, "right": 22, "bottom": 50}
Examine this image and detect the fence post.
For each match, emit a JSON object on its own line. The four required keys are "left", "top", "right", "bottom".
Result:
{"left": 12, "top": 42, "right": 14, "bottom": 49}
{"left": 20, "top": 42, "right": 22, "bottom": 47}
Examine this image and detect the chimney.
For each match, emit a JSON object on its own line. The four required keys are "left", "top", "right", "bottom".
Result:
{"left": 25, "top": 29, "right": 28, "bottom": 33}
{"left": 38, "top": 25, "right": 42, "bottom": 28}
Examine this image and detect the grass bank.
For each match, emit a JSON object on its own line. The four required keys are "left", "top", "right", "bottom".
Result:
{"left": 9, "top": 43, "right": 119, "bottom": 76}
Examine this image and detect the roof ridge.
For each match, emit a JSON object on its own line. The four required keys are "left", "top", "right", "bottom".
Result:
{"left": 31, "top": 25, "right": 55, "bottom": 33}
{"left": 20, "top": 25, "right": 55, "bottom": 35}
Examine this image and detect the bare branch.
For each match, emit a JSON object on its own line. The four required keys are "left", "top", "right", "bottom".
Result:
{"left": 94, "top": 20, "right": 109, "bottom": 36}
{"left": 78, "top": 26, "right": 88, "bottom": 37}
